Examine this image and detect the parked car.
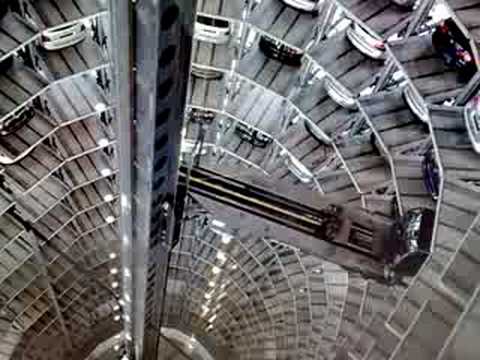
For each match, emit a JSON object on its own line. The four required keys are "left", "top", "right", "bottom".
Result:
{"left": 324, "top": 77, "right": 357, "bottom": 109}
{"left": 282, "top": 150, "right": 313, "bottom": 183}
{"left": 280, "top": 0, "right": 320, "bottom": 14}
{"left": 422, "top": 147, "right": 439, "bottom": 200}
{"left": 190, "top": 108, "right": 215, "bottom": 125}
{"left": 432, "top": 18, "right": 477, "bottom": 82}
{"left": 346, "top": 22, "right": 385, "bottom": 60}
{"left": 403, "top": 84, "right": 429, "bottom": 122}
{"left": 234, "top": 122, "right": 272, "bottom": 148}
{"left": 40, "top": 21, "right": 88, "bottom": 50}
{"left": 304, "top": 119, "right": 331, "bottom": 144}
{"left": 464, "top": 100, "right": 480, "bottom": 154}
{"left": 384, "top": 208, "right": 434, "bottom": 278}
{"left": 259, "top": 35, "right": 303, "bottom": 67}
{"left": 195, "top": 14, "right": 231, "bottom": 44}
{"left": 0, "top": 106, "right": 35, "bottom": 136}
{"left": 191, "top": 63, "right": 223, "bottom": 80}
{"left": 391, "top": 0, "right": 416, "bottom": 8}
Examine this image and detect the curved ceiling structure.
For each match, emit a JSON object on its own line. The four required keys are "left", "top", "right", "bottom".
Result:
{"left": 0, "top": 0, "right": 480, "bottom": 359}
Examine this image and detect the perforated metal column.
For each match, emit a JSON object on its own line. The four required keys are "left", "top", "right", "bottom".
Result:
{"left": 110, "top": 0, "right": 196, "bottom": 359}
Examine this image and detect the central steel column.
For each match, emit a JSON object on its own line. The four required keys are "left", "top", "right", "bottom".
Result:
{"left": 110, "top": 0, "right": 196, "bottom": 359}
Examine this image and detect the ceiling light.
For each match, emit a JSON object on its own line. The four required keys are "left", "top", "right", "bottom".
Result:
{"left": 206, "top": 324, "right": 213, "bottom": 331}
{"left": 109, "top": 252, "right": 117, "bottom": 259}
{"left": 110, "top": 268, "right": 118, "bottom": 275}
{"left": 106, "top": 215, "right": 115, "bottom": 223}
{"left": 113, "top": 304, "right": 120, "bottom": 311}
{"left": 114, "top": 345, "right": 120, "bottom": 351}
{"left": 208, "top": 314, "right": 217, "bottom": 323}
{"left": 220, "top": 283, "right": 226, "bottom": 289}
{"left": 118, "top": 299, "right": 125, "bottom": 306}
{"left": 218, "top": 292, "right": 227, "bottom": 300}
{"left": 212, "top": 266, "right": 221, "bottom": 275}
{"left": 204, "top": 292, "right": 212, "bottom": 300}
{"left": 101, "top": 168, "right": 112, "bottom": 177}
{"left": 211, "top": 219, "right": 225, "bottom": 228}
{"left": 208, "top": 281, "right": 215, "bottom": 287}
{"left": 221, "top": 233, "right": 232, "bottom": 244}
{"left": 114, "top": 314, "right": 121, "bottom": 321}
{"left": 216, "top": 251, "right": 226, "bottom": 262}
{"left": 98, "top": 138, "right": 110, "bottom": 147}
{"left": 95, "top": 102, "right": 107, "bottom": 112}
{"left": 201, "top": 305, "right": 209, "bottom": 312}
{"left": 124, "top": 294, "right": 131, "bottom": 303}
{"left": 231, "top": 264, "right": 237, "bottom": 270}
{"left": 104, "top": 194, "right": 114, "bottom": 202}
{"left": 111, "top": 281, "right": 119, "bottom": 289}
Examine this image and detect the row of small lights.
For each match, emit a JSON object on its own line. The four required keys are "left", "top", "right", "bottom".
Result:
{"left": 200, "top": 219, "right": 239, "bottom": 333}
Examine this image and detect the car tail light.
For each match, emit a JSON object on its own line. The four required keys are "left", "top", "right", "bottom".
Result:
{"left": 374, "top": 41, "right": 385, "bottom": 50}
{"left": 461, "top": 51, "right": 472, "bottom": 62}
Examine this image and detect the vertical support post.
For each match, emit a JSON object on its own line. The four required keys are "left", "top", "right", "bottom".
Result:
{"left": 108, "top": 0, "right": 135, "bottom": 358}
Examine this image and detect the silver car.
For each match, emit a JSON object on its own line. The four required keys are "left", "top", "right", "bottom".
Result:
{"left": 281, "top": 0, "right": 320, "bottom": 13}
{"left": 40, "top": 21, "right": 88, "bottom": 50}
{"left": 324, "top": 77, "right": 357, "bottom": 110}
{"left": 191, "top": 64, "right": 224, "bottom": 80}
{"left": 403, "top": 84, "right": 429, "bottom": 123}
{"left": 281, "top": 150, "right": 313, "bottom": 183}
{"left": 464, "top": 101, "right": 480, "bottom": 154}
{"left": 346, "top": 23, "right": 385, "bottom": 60}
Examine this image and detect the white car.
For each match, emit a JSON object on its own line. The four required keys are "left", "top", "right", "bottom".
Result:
{"left": 195, "top": 15, "right": 230, "bottom": 45}
{"left": 403, "top": 84, "right": 429, "bottom": 123}
{"left": 346, "top": 23, "right": 385, "bottom": 60}
{"left": 281, "top": 0, "right": 320, "bottom": 13}
{"left": 464, "top": 102, "right": 480, "bottom": 154}
{"left": 324, "top": 77, "right": 357, "bottom": 110}
{"left": 40, "top": 21, "right": 87, "bottom": 51}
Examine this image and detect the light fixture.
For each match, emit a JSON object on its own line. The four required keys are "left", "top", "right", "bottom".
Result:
{"left": 124, "top": 294, "right": 131, "bottom": 303}
{"left": 95, "top": 102, "right": 107, "bottom": 112}
{"left": 114, "top": 314, "right": 121, "bottom": 321}
{"left": 109, "top": 252, "right": 117, "bottom": 259}
{"left": 98, "top": 138, "right": 110, "bottom": 147}
{"left": 104, "top": 194, "right": 115, "bottom": 202}
{"left": 114, "top": 344, "right": 120, "bottom": 351}
{"left": 221, "top": 233, "right": 232, "bottom": 244}
{"left": 201, "top": 305, "right": 210, "bottom": 312}
{"left": 218, "top": 291, "right": 227, "bottom": 300}
{"left": 208, "top": 281, "right": 215, "bottom": 287}
{"left": 113, "top": 304, "right": 120, "bottom": 311}
{"left": 208, "top": 314, "right": 217, "bottom": 323}
{"left": 110, "top": 268, "right": 118, "bottom": 275}
{"left": 111, "top": 281, "right": 119, "bottom": 289}
{"left": 106, "top": 215, "right": 115, "bottom": 224}
{"left": 211, "top": 219, "right": 225, "bottom": 228}
{"left": 100, "top": 167, "right": 112, "bottom": 177}
{"left": 204, "top": 292, "right": 212, "bottom": 300}
{"left": 118, "top": 299, "right": 125, "bottom": 306}
{"left": 216, "top": 251, "right": 226, "bottom": 263}
{"left": 212, "top": 266, "right": 221, "bottom": 275}
{"left": 206, "top": 324, "right": 213, "bottom": 331}
{"left": 231, "top": 264, "right": 238, "bottom": 270}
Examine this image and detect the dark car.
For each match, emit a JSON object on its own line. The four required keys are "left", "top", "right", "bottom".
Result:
{"left": 422, "top": 147, "right": 439, "bottom": 200}
{"left": 234, "top": 122, "right": 272, "bottom": 148}
{"left": 384, "top": 208, "right": 434, "bottom": 278}
{"left": 0, "top": 106, "right": 35, "bottom": 136}
{"left": 259, "top": 35, "right": 303, "bottom": 67}
{"left": 190, "top": 108, "right": 215, "bottom": 125}
{"left": 432, "top": 18, "right": 477, "bottom": 82}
